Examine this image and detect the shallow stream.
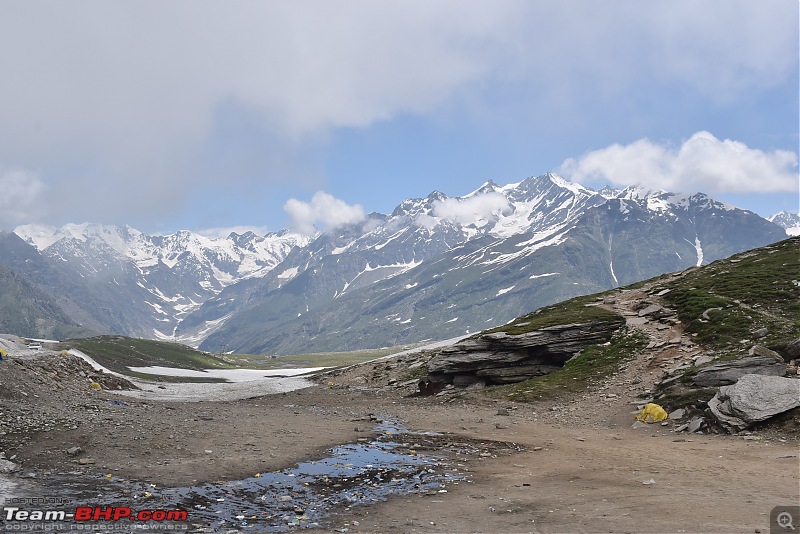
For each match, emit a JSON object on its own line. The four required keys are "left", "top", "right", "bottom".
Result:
{"left": 15, "top": 420, "right": 467, "bottom": 532}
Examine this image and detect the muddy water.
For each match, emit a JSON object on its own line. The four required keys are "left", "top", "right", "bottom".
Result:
{"left": 20, "top": 421, "right": 471, "bottom": 532}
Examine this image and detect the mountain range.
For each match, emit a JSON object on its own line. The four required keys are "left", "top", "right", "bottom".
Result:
{"left": 0, "top": 173, "right": 790, "bottom": 353}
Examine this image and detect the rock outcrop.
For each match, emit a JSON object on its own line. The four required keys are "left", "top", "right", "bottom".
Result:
{"left": 708, "top": 374, "right": 800, "bottom": 431}
{"left": 690, "top": 355, "right": 786, "bottom": 387}
{"left": 426, "top": 317, "right": 625, "bottom": 385}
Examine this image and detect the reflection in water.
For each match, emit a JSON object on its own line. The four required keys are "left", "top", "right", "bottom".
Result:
{"left": 31, "top": 421, "right": 462, "bottom": 532}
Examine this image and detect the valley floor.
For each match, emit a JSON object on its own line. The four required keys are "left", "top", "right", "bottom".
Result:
{"left": 1, "top": 368, "right": 797, "bottom": 533}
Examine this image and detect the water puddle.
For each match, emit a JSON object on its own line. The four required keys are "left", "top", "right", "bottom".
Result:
{"left": 24, "top": 420, "right": 484, "bottom": 532}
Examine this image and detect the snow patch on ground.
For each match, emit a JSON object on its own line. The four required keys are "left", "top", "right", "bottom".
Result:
{"left": 496, "top": 286, "right": 515, "bottom": 296}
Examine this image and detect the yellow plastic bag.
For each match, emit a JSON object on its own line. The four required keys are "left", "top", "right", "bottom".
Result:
{"left": 635, "top": 403, "right": 668, "bottom": 423}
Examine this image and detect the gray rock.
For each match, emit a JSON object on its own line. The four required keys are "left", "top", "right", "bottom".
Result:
{"left": 748, "top": 345, "right": 783, "bottom": 362}
{"left": 668, "top": 408, "right": 686, "bottom": 420}
{"left": 427, "top": 317, "right": 624, "bottom": 385}
{"left": 66, "top": 446, "right": 82, "bottom": 456}
{"left": 0, "top": 459, "right": 19, "bottom": 473}
{"left": 784, "top": 338, "right": 800, "bottom": 359}
{"left": 452, "top": 374, "right": 485, "bottom": 388}
{"left": 687, "top": 417, "right": 704, "bottom": 433}
{"left": 708, "top": 374, "right": 800, "bottom": 431}
{"left": 752, "top": 328, "right": 769, "bottom": 339}
{"left": 638, "top": 304, "right": 662, "bottom": 317}
{"left": 691, "top": 356, "right": 787, "bottom": 387}
{"left": 693, "top": 354, "right": 715, "bottom": 366}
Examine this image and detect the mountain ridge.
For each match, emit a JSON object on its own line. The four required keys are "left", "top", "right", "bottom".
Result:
{"left": 3, "top": 174, "right": 789, "bottom": 352}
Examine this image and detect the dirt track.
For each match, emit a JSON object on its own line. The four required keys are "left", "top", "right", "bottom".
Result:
{"left": 2, "top": 372, "right": 798, "bottom": 533}
{"left": 1, "top": 278, "right": 798, "bottom": 532}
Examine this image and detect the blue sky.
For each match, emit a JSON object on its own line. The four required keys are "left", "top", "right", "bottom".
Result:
{"left": 0, "top": 1, "right": 797, "bottom": 236}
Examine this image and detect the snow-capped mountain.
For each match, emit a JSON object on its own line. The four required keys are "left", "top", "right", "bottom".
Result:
{"left": 768, "top": 211, "right": 800, "bottom": 236}
{"left": 9, "top": 224, "right": 309, "bottom": 340}
{"left": 0, "top": 173, "right": 788, "bottom": 351}
{"left": 192, "top": 174, "right": 786, "bottom": 355}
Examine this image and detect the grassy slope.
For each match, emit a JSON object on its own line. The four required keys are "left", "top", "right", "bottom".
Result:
{"left": 485, "top": 237, "right": 798, "bottom": 402}
{"left": 61, "top": 334, "right": 418, "bottom": 381}
{"left": 59, "top": 238, "right": 797, "bottom": 389}
{"left": 61, "top": 336, "right": 235, "bottom": 377}
{"left": 661, "top": 237, "right": 799, "bottom": 356}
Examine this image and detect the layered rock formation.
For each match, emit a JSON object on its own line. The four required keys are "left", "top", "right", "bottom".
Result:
{"left": 426, "top": 316, "right": 625, "bottom": 386}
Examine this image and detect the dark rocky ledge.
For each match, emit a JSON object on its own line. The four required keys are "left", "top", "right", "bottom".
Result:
{"left": 425, "top": 316, "right": 625, "bottom": 386}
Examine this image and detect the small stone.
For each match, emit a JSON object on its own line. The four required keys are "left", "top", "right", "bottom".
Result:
{"left": 495, "top": 423, "right": 510, "bottom": 429}
{"left": 279, "top": 495, "right": 293, "bottom": 502}
{"left": 638, "top": 304, "right": 662, "bottom": 317}
{"left": 78, "top": 458, "right": 95, "bottom": 465}
{"left": 0, "top": 460, "right": 19, "bottom": 473}
{"left": 496, "top": 408, "right": 510, "bottom": 416}
{"left": 532, "top": 446, "right": 543, "bottom": 451}
{"left": 752, "top": 328, "right": 768, "bottom": 339}
{"left": 642, "top": 479, "right": 656, "bottom": 485}
{"left": 687, "top": 417, "right": 704, "bottom": 433}
{"left": 67, "top": 446, "right": 82, "bottom": 456}
{"left": 204, "top": 450, "right": 213, "bottom": 454}
{"left": 668, "top": 408, "right": 686, "bottom": 420}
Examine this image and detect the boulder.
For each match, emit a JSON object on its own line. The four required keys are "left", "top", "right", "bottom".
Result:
{"left": 748, "top": 345, "right": 784, "bottom": 361}
{"left": 426, "top": 317, "right": 624, "bottom": 385}
{"left": 691, "top": 356, "right": 787, "bottom": 387}
{"left": 784, "top": 338, "right": 800, "bottom": 359}
{"left": 708, "top": 374, "right": 800, "bottom": 431}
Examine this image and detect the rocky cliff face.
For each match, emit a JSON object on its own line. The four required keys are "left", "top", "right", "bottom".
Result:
{"left": 426, "top": 316, "right": 626, "bottom": 385}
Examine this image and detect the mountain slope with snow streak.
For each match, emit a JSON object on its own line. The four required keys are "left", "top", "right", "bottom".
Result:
{"left": 10, "top": 224, "right": 309, "bottom": 341}
{"left": 196, "top": 175, "right": 786, "bottom": 355}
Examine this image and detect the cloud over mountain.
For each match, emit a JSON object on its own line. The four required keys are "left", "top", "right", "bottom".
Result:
{"left": 284, "top": 192, "right": 366, "bottom": 234}
{"left": 560, "top": 131, "right": 798, "bottom": 194}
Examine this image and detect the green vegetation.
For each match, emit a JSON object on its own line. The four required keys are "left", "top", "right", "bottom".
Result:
{"left": 60, "top": 335, "right": 236, "bottom": 374}
{"left": 483, "top": 294, "right": 621, "bottom": 336}
{"left": 61, "top": 335, "right": 419, "bottom": 380}
{"left": 661, "top": 237, "right": 799, "bottom": 353}
{"left": 488, "top": 328, "right": 647, "bottom": 401}
{"left": 237, "top": 345, "right": 422, "bottom": 370}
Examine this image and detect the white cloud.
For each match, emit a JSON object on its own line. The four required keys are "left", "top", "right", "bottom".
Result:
{"left": 560, "top": 132, "right": 799, "bottom": 194}
{"left": 0, "top": 167, "right": 46, "bottom": 229}
{"left": 0, "top": 1, "right": 795, "bottom": 228}
{"left": 433, "top": 192, "right": 511, "bottom": 225}
{"left": 284, "top": 192, "right": 365, "bottom": 234}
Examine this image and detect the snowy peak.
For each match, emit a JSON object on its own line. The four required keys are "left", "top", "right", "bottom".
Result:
{"left": 15, "top": 223, "right": 309, "bottom": 281}
{"left": 768, "top": 211, "right": 800, "bottom": 236}
{"left": 11, "top": 223, "right": 309, "bottom": 343}
{"left": 612, "top": 187, "right": 737, "bottom": 216}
